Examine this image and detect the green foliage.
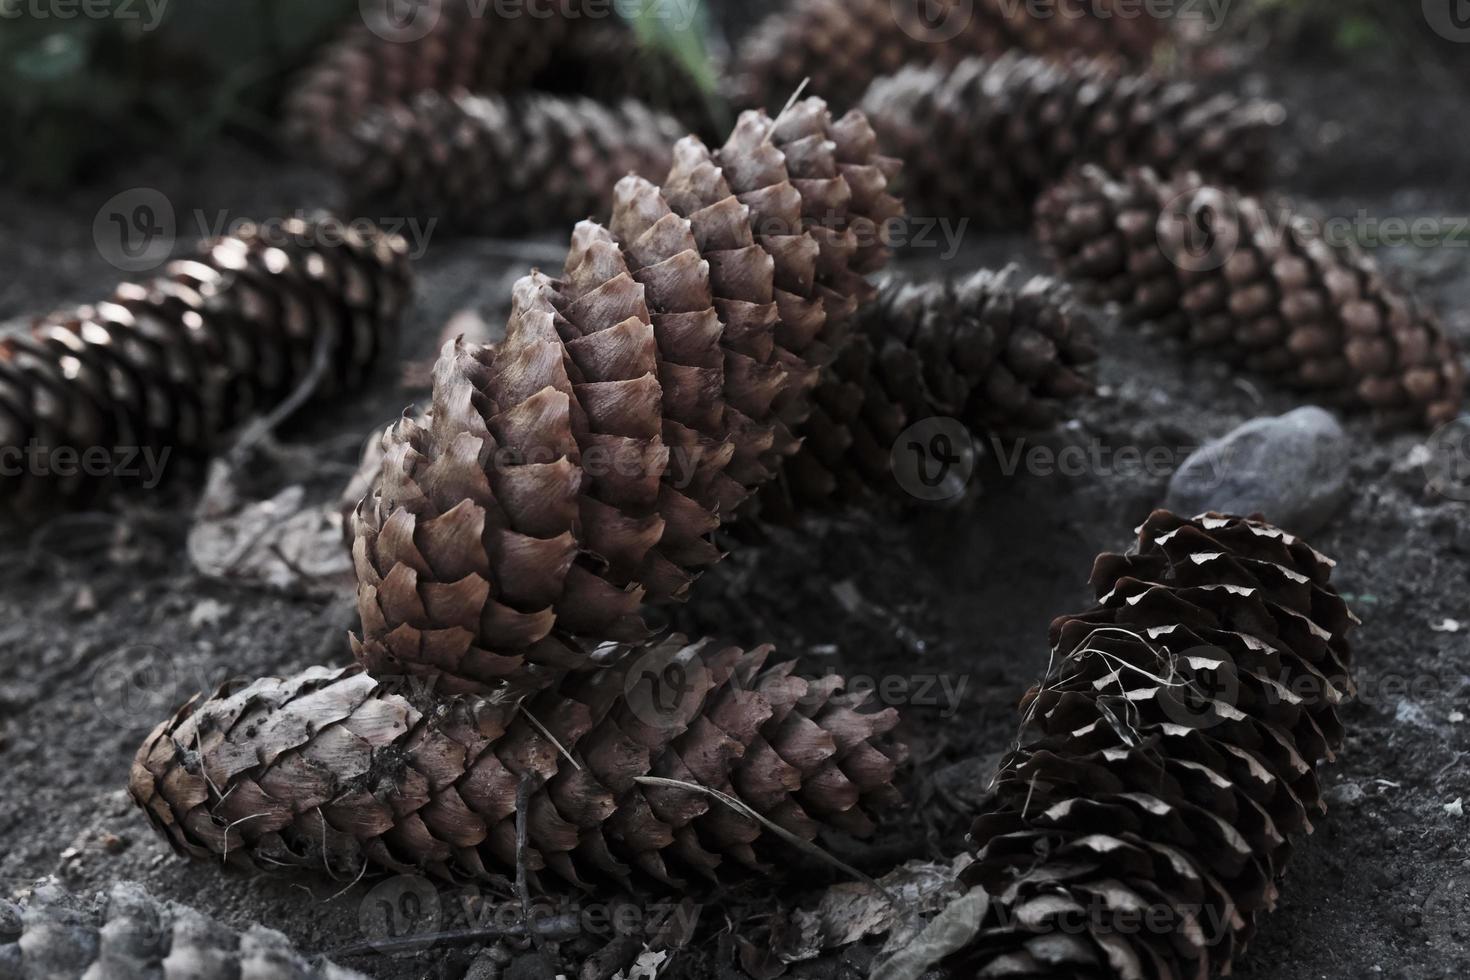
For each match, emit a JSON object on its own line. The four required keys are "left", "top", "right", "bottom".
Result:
{"left": 0, "top": 0, "right": 355, "bottom": 190}
{"left": 616, "top": 0, "right": 719, "bottom": 96}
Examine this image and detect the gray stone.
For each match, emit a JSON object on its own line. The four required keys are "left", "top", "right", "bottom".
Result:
{"left": 1164, "top": 407, "right": 1351, "bottom": 536}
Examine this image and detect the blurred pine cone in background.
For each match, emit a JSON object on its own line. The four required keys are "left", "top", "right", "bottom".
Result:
{"left": 726, "top": 0, "right": 1168, "bottom": 113}
{"left": 324, "top": 91, "right": 685, "bottom": 234}
{"left": 1035, "top": 165, "right": 1467, "bottom": 427}
{"left": 860, "top": 54, "right": 1282, "bottom": 229}
{"left": 932, "top": 511, "right": 1355, "bottom": 977}
{"left": 771, "top": 266, "right": 1098, "bottom": 514}
{"left": 0, "top": 216, "right": 411, "bottom": 521}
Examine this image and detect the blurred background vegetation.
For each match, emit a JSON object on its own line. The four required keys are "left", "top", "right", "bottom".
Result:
{"left": 0, "top": 0, "right": 1463, "bottom": 192}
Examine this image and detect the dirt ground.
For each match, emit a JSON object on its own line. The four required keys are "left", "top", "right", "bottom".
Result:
{"left": 3, "top": 35, "right": 1470, "bottom": 980}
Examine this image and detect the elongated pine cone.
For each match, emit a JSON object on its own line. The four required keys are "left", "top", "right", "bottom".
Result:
{"left": 860, "top": 54, "right": 1282, "bottom": 227}
{"left": 349, "top": 99, "right": 901, "bottom": 695}
{"left": 774, "top": 266, "right": 1097, "bottom": 511}
{"left": 0, "top": 879, "right": 364, "bottom": 979}
{"left": 1036, "top": 166, "right": 1467, "bottom": 427}
{"left": 725, "top": 0, "right": 1167, "bottom": 113}
{"left": 283, "top": 0, "right": 575, "bottom": 161}
{"left": 0, "top": 217, "right": 411, "bottom": 519}
{"left": 945, "top": 511, "right": 1355, "bottom": 977}
{"left": 130, "top": 637, "right": 906, "bottom": 889}
{"left": 326, "top": 91, "right": 685, "bottom": 233}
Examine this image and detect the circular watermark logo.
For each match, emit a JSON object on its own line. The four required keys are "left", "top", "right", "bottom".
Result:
{"left": 890, "top": 417, "right": 976, "bottom": 502}
{"left": 891, "top": 0, "right": 973, "bottom": 43}
{"left": 361, "top": 0, "right": 443, "bottom": 42}
{"left": 358, "top": 875, "right": 443, "bottom": 954}
{"left": 91, "top": 644, "right": 180, "bottom": 728}
{"left": 1154, "top": 646, "right": 1241, "bottom": 732}
{"left": 621, "top": 646, "right": 710, "bottom": 731}
{"left": 93, "top": 187, "right": 174, "bottom": 272}
{"left": 1425, "top": 417, "right": 1470, "bottom": 502}
{"left": 1156, "top": 185, "right": 1241, "bottom": 273}
{"left": 1425, "top": 0, "right": 1470, "bottom": 42}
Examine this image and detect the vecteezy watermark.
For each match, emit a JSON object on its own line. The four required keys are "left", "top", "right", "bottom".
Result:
{"left": 94, "top": 187, "right": 176, "bottom": 273}
{"left": 1157, "top": 186, "right": 1470, "bottom": 273}
{"left": 890, "top": 418, "right": 978, "bottom": 502}
{"left": 893, "top": 0, "right": 1234, "bottom": 42}
{"left": 94, "top": 194, "right": 438, "bottom": 272}
{"left": 990, "top": 435, "right": 1208, "bottom": 482}
{"left": 0, "top": 0, "right": 169, "bottom": 29}
{"left": 1425, "top": 417, "right": 1470, "bottom": 502}
{"left": 1424, "top": 0, "right": 1470, "bottom": 42}
{"left": 359, "top": 0, "right": 701, "bottom": 42}
{"left": 844, "top": 671, "right": 969, "bottom": 718}
{"left": 356, "top": 875, "right": 699, "bottom": 954}
{"left": 0, "top": 441, "right": 171, "bottom": 489}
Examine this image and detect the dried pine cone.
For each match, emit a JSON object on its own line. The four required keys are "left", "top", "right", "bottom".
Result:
{"left": 283, "top": 0, "right": 575, "bottom": 162}
{"left": 1036, "top": 166, "right": 1467, "bottom": 427}
{"left": 0, "top": 879, "right": 364, "bottom": 979}
{"left": 326, "top": 91, "right": 685, "bottom": 234}
{"left": 942, "top": 511, "right": 1356, "bottom": 976}
{"left": 131, "top": 637, "right": 906, "bottom": 889}
{"left": 0, "top": 216, "right": 411, "bottom": 520}
{"left": 725, "top": 0, "right": 1167, "bottom": 114}
{"left": 349, "top": 99, "right": 901, "bottom": 695}
{"left": 774, "top": 266, "right": 1098, "bottom": 511}
{"left": 860, "top": 54, "right": 1282, "bottom": 228}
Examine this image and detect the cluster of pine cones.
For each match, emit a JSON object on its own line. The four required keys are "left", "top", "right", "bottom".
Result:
{"left": 4, "top": 0, "right": 1451, "bottom": 977}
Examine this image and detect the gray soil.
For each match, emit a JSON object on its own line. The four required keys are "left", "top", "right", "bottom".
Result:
{"left": 3, "top": 42, "right": 1470, "bottom": 980}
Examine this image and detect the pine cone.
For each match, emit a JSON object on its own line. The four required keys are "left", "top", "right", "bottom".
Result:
{"left": 725, "top": 0, "right": 1167, "bottom": 114}
{"left": 326, "top": 91, "right": 685, "bottom": 234}
{"left": 942, "top": 511, "right": 1355, "bottom": 977}
{"left": 774, "top": 266, "right": 1098, "bottom": 511}
{"left": 860, "top": 54, "right": 1282, "bottom": 228}
{"left": 131, "top": 637, "right": 906, "bottom": 889}
{"left": 0, "top": 879, "right": 365, "bottom": 979}
{"left": 1035, "top": 166, "right": 1467, "bottom": 427}
{"left": 0, "top": 216, "right": 411, "bottom": 520}
{"left": 283, "top": 0, "right": 575, "bottom": 162}
{"left": 349, "top": 99, "right": 901, "bottom": 695}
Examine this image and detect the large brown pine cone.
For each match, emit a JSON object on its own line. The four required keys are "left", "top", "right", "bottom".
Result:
{"left": 1035, "top": 165, "right": 1467, "bottom": 427}
{"left": 349, "top": 99, "right": 900, "bottom": 695}
{"left": 725, "top": 0, "right": 1167, "bottom": 114}
{"left": 130, "top": 637, "right": 906, "bottom": 890}
{"left": 860, "top": 54, "right": 1282, "bottom": 228}
{"left": 0, "top": 879, "right": 364, "bottom": 980}
{"left": 942, "top": 511, "right": 1355, "bottom": 977}
{"left": 0, "top": 216, "right": 411, "bottom": 520}
{"left": 773, "top": 266, "right": 1098, "bottom": 512}
{"left": 325, "top": 91, "right": 685, "bottom": 234}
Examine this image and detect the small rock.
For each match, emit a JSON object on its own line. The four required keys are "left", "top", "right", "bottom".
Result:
{"left": 72, "top": 586, "right": 97, "bottom": 614}
{"left": 1432, "top": 619, "right": 1462, "bottom": 633}
{"left": 1164, "top": 407, "right": 1350, "bottom": 536}
{"left": 1452, "top": 711, "right": 1465, "bottom": 724}
{"left": 1448, "top": 798, "right": 1465, "bottom": 818}
{"left": 189, "top": 598, "right": 231, "bottom": 631}
{"left": 1325, "top": 782, "right": 1366, "bottom": 807}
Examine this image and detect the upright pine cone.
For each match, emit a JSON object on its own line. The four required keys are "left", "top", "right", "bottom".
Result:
{"left": 946, "top": 511, "right": 1355, "bottom": 977}
{"left": 1035, "top": 166, "right": 1467, "bottom": 427}
{"left": 774, "top": 266, "right": 1097, "bottom": 511}
{"left": 130, "top": 637, "right": 906, "bottom": 889}
{"left": 725, "top": 0, "right": 1167, "bottom": 114}
{"left": 349, "top": 99, "right": 901, "bottom": 695}
{"left": 0, "top": 879, "right": 364, "bottom": 979}
{"left": 283, "top": 0, "right": 575, "bottom": 161}
{"left": 0, "top": 216, "right": 411, "bottom": 520}
{"left": 325, "top": 91, "right": 685, "bottom": 234}
{"left": 860, "top": 54, "right": 1282, "bottom": 227}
